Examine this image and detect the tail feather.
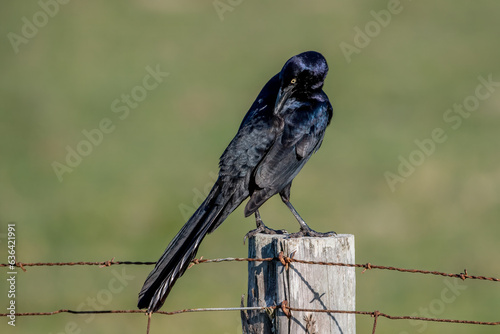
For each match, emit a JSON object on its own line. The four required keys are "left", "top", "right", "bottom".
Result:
{"left": 138, "top": 181, "right": 229, "bottom": 312}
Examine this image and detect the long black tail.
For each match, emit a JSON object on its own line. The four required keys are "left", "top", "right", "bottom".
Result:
{"left": 138, "top": 179, "right": 239, "bottom": 312}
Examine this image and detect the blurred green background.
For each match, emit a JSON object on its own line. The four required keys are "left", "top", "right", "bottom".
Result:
{"left": 1, "top": 1, "right": 499, "bottom": 333}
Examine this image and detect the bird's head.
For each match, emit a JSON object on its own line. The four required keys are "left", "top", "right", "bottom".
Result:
{"left": 280, "top": 51, "right": 329, "bottom": 90}
{"left": 275, "top": 51, "right": 329, "bottom": 115}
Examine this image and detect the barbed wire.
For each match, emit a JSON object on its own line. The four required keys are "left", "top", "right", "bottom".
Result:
{"left": 2, "top": 254, "right": 499, "bottom": 333}
{"left": 2, "top": 253, "right": 499, "bottom": 282}
{"left": 1, "top": 302, "right": 499, "bottom": 333}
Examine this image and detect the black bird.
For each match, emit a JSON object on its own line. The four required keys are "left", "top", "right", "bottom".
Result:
{"left": 138, "top": 51, "right": 335, "bottom": 312}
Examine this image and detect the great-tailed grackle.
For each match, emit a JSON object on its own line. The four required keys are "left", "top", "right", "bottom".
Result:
{"left": 138, "top": 51, "right": 335, "bottom": 312}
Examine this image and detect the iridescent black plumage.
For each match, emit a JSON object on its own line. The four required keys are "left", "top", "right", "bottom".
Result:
{"left": 138, "top": 51, "right": 334, "bottom": 312}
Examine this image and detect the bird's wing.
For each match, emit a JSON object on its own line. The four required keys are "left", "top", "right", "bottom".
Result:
{"left": 218, "top": 74, "right": 280, "bottom": 181}
{"left": 244, "top": 100, "right": 331, "bottom": 215}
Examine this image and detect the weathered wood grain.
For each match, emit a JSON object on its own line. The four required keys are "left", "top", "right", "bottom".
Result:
{"left": 243, "top": 234, "right": 355, "bottom": 334}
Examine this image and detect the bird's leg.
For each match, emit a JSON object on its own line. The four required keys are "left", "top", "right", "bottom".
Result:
{"left": 280, "top": 192, "right": 336, "bottom": 238}
{"left": 244, "top": 210, "right": 287, "bottom": 243}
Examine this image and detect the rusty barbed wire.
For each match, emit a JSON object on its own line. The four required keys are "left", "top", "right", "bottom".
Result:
{"left": 2, "top": 253, "right": 499, "bottom": 282}
{"left": 0, "top": 258, "right": 157, "bottom": 269}
{"left": 2, "top": 302, "right": 499, "bottom": 331}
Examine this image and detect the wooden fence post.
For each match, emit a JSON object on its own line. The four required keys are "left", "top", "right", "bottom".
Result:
{"left": 242, "top": 234, "right": 355, "bottom": 333}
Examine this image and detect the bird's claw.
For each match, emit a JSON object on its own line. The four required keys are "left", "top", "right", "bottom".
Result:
{"left": 244, "top": 225, "right": 288, "bottom": 244}
{"left": 287, "top": 227, "right": 336, "bottom": 238}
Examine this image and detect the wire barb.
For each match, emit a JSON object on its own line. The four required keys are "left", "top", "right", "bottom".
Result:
{"left": 362, "top": 262, "right": 372, "bottom": 274}
{"left": 99, "top": 257, "right": 115, "bottom": 268}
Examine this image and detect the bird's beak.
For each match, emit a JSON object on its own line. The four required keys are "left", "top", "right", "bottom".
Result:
{"left": 274, "top": 85, "right": 294, "bottom": 116}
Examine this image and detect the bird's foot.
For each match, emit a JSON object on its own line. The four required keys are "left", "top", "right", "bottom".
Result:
{"left": 287, "top": 226, "right": 336, "bottom": 238}
{"left": 244, "top": 223, "right": 287, "bottom": 244}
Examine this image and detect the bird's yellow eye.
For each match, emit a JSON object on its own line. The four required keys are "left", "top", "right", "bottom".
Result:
{"left": 291, "top": 78, "right": 297, "bottom": 84}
